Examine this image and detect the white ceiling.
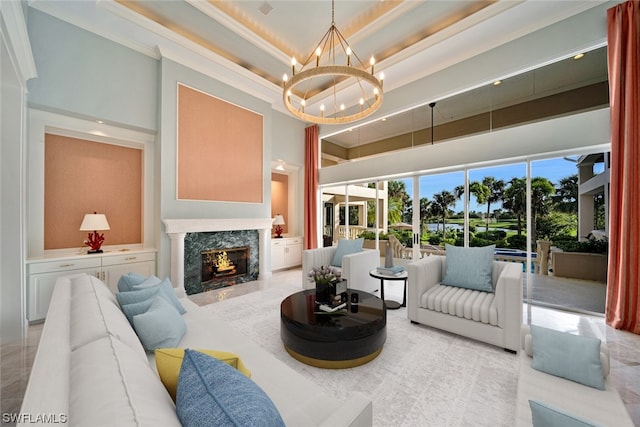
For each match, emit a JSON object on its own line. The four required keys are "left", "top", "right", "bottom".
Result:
{"left": 28, "top": 0, "right": 611, "bottom": 146}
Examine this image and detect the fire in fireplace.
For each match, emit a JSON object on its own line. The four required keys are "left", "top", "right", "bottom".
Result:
{"left": 200, "top": 246, "right": 249, "bottom": 291}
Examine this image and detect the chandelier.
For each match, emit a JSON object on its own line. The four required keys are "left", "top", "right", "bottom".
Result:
{"left": 282, "top": 0, "right": 384, "bottom": 125}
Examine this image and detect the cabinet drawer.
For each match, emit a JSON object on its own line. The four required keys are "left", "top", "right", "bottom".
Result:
{"left": 101, "top": 251, "right": 156, "bottom": 266}
{"left": 286, "top": 237, "right": 303, "bottom": 246}
{"left": 271, "top": 239, "right": 285, "bottom": 247}
{"left": 27, "top": 257, "right": 101, "bottom": 275}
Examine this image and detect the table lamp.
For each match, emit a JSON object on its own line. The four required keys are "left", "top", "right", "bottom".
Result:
{"left": 273, "top": 215, "right": 285, "bottom": 238}
{"left": 80, "top": 212, "right": 111, "bottom": 254}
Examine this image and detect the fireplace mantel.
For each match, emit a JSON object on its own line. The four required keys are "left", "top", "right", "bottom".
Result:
{"left": 162, "top": 218, "right": 273, "bottom": 290}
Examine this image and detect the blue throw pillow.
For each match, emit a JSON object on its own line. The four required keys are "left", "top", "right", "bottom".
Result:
{"left": 176, "top": 349, "right": 285, "bottom": 427}
{"left": 331, "top": 238, "right": 364, "bottom": 267}
{"left": 529, "top": 400, "right": 601, "bottom": 427}
{"left": 530, "top": 325, "right": 605, "bottom": 390}
{"left": 117, "top": 272, "right": 148, "bottom": 292}
{"left": 120, "top": 298, "right": 155, "bottom": 325}
{"left": 442, "top": 244, "right": 495, "bottom": 292}
{"left": 116, "top": 285, "right": 159, "bottom": 307}
{"left": 132, "top": 297, "right": 186, "bottom": 351}
{"left": 134, "top": 277, "right": 186, "bottom": 315}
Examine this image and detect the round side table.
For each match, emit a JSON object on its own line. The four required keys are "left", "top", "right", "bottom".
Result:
{"left": 369, "top": 269, "right": 408, "bottom": 310}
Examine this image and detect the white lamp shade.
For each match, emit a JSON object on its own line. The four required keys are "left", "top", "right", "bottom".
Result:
{"left": 80, "top": 214, "right": 110, "bottom": 231}
{"left": 273, "top": 215, "right": 285, "bottom": 226}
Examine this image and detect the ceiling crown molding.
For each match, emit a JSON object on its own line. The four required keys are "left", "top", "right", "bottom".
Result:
{"left": 1, "top": 0, "right": 38, "bottom": 82}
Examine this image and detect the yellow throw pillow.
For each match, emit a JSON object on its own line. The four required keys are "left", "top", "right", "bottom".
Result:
{"left": 155, "top": 348, "right": 251, "bottom": 401}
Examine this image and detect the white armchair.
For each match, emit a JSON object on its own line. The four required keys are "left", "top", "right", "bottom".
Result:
{"left": 302, "top": 247, "right": 380, "bottom": 294}
{"left": 407, "top": 255, "right": 522, "bottom": 352}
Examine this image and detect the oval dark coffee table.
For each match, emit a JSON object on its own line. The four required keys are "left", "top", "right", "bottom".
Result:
{"left": 280, "top": 289, "right": 386, "bottom": 369}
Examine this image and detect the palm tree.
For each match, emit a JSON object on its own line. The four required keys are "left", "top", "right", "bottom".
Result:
{"left": 481, "top": 177, "right": 505, "bottom": 232}
{"left": 432, "top": 190, "right": 457, "bottom": 236}
{"left": 552, "top": 174, "right": 579, "bottom": 237}
{"left": 531, "top": 177, "right": 555, "bottom": 242}
{"left": 468, "top": 181, "right": 490, "bottom": 229}
{"left": 503, "top": 177, "right": 526, "bottom": 235}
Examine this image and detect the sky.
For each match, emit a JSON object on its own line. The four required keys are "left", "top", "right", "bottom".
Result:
{"left": 401, "top": 157, "right": 581, "bottom": 213}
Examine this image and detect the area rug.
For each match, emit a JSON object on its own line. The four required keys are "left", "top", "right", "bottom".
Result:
{"left": 198, "top": 279, "right": 519, "bottom": 426}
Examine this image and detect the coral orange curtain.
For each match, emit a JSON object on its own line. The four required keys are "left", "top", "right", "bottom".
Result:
{"left": 605, "top": 0, "right": 640, "bottom": 333}
{"left": 304, "top": 125, "right": 319, "bottom": 249}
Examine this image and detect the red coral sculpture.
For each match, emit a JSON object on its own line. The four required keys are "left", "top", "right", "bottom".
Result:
{"left": 85, "top": 232, "right": 106, "bottom": 252}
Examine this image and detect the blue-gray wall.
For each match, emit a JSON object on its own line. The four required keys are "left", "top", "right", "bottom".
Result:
{"left": 26, "top": 8, "right": 158, "bottom": 132}
{"left": 24, "top": 8, "right": 307, "bottom": 280}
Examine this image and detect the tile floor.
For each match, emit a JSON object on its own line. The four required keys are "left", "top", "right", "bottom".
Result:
{"left": 1, "top": 268, "right": 639, "bottom": 425}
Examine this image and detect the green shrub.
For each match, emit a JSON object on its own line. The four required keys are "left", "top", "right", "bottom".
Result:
{"left": 359, "top": 231, "right": 388, "bottom": 240}
{"left": 554, "top": 238, "right": 608, "bottom": 254}
{"left": 507, "top": 234, "right": 527, "bottom": 250}
{"left": 475, "top": 230, "right": 507, "bottom": 241}
{"left": 429, "top": 235, "right": 442, "bottom": 245}
{"left": 470, "top": 237, "right": 493, "bottom": 247}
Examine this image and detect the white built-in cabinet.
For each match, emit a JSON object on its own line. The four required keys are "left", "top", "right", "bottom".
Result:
{"left": 271, "top": 237, "right": 303, "bottom": 271}
{"left": 26, "top": 249, "right": 156, "bottom": 322}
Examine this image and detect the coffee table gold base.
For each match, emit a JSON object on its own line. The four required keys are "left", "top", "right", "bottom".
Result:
{"left": 284, "top": 346, "right": 383, "bottom": 369}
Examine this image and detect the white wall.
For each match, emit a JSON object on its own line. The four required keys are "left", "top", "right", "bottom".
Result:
{"left": 318, "top": 2, "right": 614, "bottom": 186}
{"left": 271, "top": 110, "right": 306, "bottom": 237}
{"left": 1, "top": 0, "right": 37, "bottom": 343}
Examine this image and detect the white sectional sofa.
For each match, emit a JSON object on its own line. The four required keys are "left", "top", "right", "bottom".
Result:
{"left": 516, "top": 325, "right": 633, "bottom": 426}
{"left": 407, "top": 254, "right": 522, "bottom": 352}
{"left": 302, "top": 246, "right": 380, "bottom": 294}
{"left": 19, "top": 273, "right": 373, "bottom": 426}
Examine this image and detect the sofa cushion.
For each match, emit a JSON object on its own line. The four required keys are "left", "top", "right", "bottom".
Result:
{"left": 331, "top": 238, "right": 364, "bottom": 267}
{"left": 442, "top": 244, "right": 495, "bottom": 292}
{"left": 133, "top": 297, "right": 187, "bottom": 351}
{"left": 70, "top": 335, "right": 181, "bottom": 427}
{"left": 117, "top": 272, "right": 148, "bottom": 292}
{"left": 421, "top": 284, "right": 498, "bottom": 325}
{"left": 155, "top": 348, "right": 251, "bottom": 401}
{"left": 529, "top": 400, "right": 600, "bottom": 427}
{"left": 531, "top": 325, "right": 605, "bottom": 390}
{"left": 176, "top": 349, "right": 285, "bottom": 427}
{"left": 133, "top": 276, "right": 187, "bottom": 315}
{"left": 70, "top": 276, "right": 147, "bottom": 361}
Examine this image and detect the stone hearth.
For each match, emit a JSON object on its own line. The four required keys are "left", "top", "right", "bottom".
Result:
{"left": 163, "top": 218, "right": 273, "bottom": 292}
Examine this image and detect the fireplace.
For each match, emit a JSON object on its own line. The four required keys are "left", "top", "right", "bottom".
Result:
{"left": 182, "top": 229, "right": 261, "bottom": 295}
{"left": 163, "top": 218, "right": 274, "bottom": 295}
{"left": 200, "top": 246, "right": 249, "bottom": 290}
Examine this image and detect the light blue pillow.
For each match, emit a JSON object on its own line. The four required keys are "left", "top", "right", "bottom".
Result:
{"left": 529, "top": 400, "right": 601, "bottom": 427}
{"left": 134, "top": 277, "right": 186, "bottom": 315}
{"left": 331, "top": 238, "right": 364, "bottom": 267}
{"left": 120, "top": 298, "right": 155, "bottom": 325}
{"left": 176, "top": 349, "right": 285, "bottom": 427}
{"left": 116, "top": 285, "right": 159, "bottom": 307}
{"left": 531, "top": 325, "right": 604, "bottom": 390}
{"left": 117, "top": 272, "right": 148, "bottom": 292}
{"left": 132, "top": 297, "right": 186, "bottom": 351}
{"left": 442, "top": 244, "right": 495, "bottom": 292}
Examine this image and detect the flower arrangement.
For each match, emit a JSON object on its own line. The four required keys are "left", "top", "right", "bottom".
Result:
{"left": 309, "top": 265, "right": 341, "bottom": 285}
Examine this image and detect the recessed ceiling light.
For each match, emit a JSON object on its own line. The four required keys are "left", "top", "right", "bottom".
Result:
{"left": 381, "top": 118, "right": 387, "bottom": 122}
{"left": 493, "top": 80, "right": 502, "bottom": 86}
{"left": 258, "top": 1, "right": 273, "bottom": 15}
{"left": 573, "top": 53, "right": 585, "bottom": 60}
{"left": 97, "top": 120, "right": 104, "bottom": 124}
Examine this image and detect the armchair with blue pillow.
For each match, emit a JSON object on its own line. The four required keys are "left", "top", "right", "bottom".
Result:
{"left": 407, "top": 244, "right": 522, "bottom": 352}
{"left": 302, "top": 238, "right": 380, "bottom": 294}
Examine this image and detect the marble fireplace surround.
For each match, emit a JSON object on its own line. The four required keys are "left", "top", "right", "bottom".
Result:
{"left": 162, "top": 218, "right": 274, "bottom": 291}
